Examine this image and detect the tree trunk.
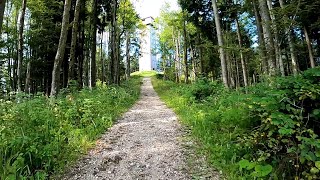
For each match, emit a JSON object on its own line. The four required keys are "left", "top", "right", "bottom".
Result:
{"left": 68, "top": 0, "right": 81, "bottom": 83}
{"left": 25, "top": 60, "right": 31, "bottom": 93}
{"left": 235, "top": 17, "right": 248, "bottom": 87}
{"left": 0, "top": 0, "right": 5, "bottom": 34}
{"left": 267, "top": 0, "right": 285, "bottom": 76}
{"left": 17, "top": 0, "right": 27, "bottom": 92}
{"left": 190, "top": 44, "right": 196, "bottom": 81}
{"left": 89, "top": 0, "right": 97, "bottom": 89}
{"left": 258, "top": 0, "right": 276, "bottom": 76}
{"left": 101, "top": 32, "right": 105, "bottom": 83}
{"left": 198, "top": 34, "right": 204, "bottom": 75}
{"left": 304, "top": 26, "right": 316, "bottom": 68}
{"left": 114, "top": 27, "right": 121, "bottom": 85}
{"left": 212, "top": 0, "right": 228, "bottom": 87}
{"left": 125, "top": 31, "right": 131, "bottom": 80}
{"left": 50, "top": 0, "right": 71, "bottom": 97}
{"left": 174, "top": 31, "right": 180, "bottom": 83}
{"left": 253, "top": 0, "right": 268, "bottom": 73}
{"left": 183, "top": 20, "right": 189, "bottom": 83}
{"left": 109, "top": 0, "right": 117, "bottom": 84}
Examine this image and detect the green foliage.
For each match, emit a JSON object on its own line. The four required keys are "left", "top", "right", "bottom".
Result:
{"left": 0, "top": 77, "right": 141, "bottom": 179}
{"left": 153, "top": 68, "right": 320, "bottom": 179}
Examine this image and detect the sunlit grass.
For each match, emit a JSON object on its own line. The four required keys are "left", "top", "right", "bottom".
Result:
{"left": 131, "top": 71, "right": 158, "bottom": 77}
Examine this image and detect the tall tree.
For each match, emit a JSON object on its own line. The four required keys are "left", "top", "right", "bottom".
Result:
{"left": 235, "top": 16, "right": 248, "bottom": 87}
{"left": 125, "top": 31, "right": 130, "bottom": 80}
{"left": 304, "top": 26, "right": 315, "bottom": 68}
{"left": 68, "top": 0, "right": 81, "bottom": 84}
{"left": 279, "top": 0, "right": 298, "bottom": 75}
{"left": 0, "top": 0, "right": 5, "bottom": 34}
{"left": 89, "top": 0, "right": 97, "bottom": 89}
{"left": 258, "top": 0, "right": 276, "bottom": 75}
{"left": 211, "top": 0, "right": 228, "bottom": 87}
{"left": 183, "top": 18, "right": 189, "bottom": 83}
{"left": 50, "top": 0, "right": 72, "bottom": 97}
{"left": 252, "top": 0, "right": 268, "bottom": 73}
{"left": 17, "top": 0, "right": 27, "bottom": 92}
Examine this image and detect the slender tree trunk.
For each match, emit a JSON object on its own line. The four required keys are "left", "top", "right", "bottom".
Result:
{"left": 101, "top": 32, "right": 105, "bottom": 83}
{"left": 25, "top": 60, "right": 31, "bottom": 93}
{"left": 183, "top": 20, "right": 189, "bottom": 83}
{"left": 17, "top": 0, "right": 27, "bottom": 92}
{"left": 174, "top": 31, "right": 180, "bottom": 83}
{"left": 50, "top": 0, "right": 71, "bottom": 97}
{"left": 0, "top": 0, "right": 5, "bottom": 34}
{"left": 114, "top": 27, "right": 121, "bottom": 85}
{"left": 109, "top": 0, "right": 117, "bottom": 84}
{"left": 68, "top": 0, "right": 81, "bottom": 83}
{"left": 125, "top": 31, "right": 131, "bottom": 80}
{"left": 267, "top": 0, "right": 284, "bottom": 76}
{"left": 258, "top": 0, "right": 276, "bottom": 76}
{"left": 304, "top": 26, "right": 316, "bottom": 68}
{"left": 235, "top": 17, "right": 248, "bottom": 87}
{"left": 253, "top": 0, "right": 268, "bottom": 73}
{"left": 89, "top": 0, "right": 97, "bottom": 89}
{"left": 190, "top": 45, "right": 196, "bottom": 81}
{"left": 212, "top": 0, "right": 228, "bottom": 87}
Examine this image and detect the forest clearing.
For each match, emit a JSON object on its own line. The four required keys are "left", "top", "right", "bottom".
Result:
{"left": 0, "top": 0, "right": 320, "bottom": 179}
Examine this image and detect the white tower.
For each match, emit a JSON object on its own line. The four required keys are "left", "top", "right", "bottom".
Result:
{"left": 139, "top": 17, "right": 158, "bottom": 71}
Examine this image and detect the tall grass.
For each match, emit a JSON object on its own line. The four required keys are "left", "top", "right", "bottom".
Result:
{"left": 0, "top": 77, "right": 141, "bottom": 179}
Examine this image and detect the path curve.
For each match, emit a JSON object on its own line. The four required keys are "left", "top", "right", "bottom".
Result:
{"left": 62, "top": 78, "right": 189, "bottom": 179}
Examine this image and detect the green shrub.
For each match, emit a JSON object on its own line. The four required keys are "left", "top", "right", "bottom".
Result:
{"left": 152, "top": 68, "right": 320, "bottom": 179}
{"left": 0, "top": 77, "right": 141, "bottom": 179}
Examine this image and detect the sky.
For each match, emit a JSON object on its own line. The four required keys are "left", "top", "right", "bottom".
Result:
{"left": 132, "top": 0, "right": 180, "bottom": 18}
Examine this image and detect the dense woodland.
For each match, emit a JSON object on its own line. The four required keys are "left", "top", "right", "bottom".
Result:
{"left": 0, "top": 0, "right": 142, "bottom": 98}
{"left": 0, "top": 0, "right": 320, "bottom": 179}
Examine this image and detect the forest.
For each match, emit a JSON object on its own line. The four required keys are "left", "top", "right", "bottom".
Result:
{"left": 0, "top": 0, "right": 320, "bottom": 179}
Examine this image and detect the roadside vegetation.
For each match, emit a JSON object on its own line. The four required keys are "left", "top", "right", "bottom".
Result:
{"left": 153, "top": 68, "right": 320, "bottom": 179}
{"left": 0, "top": 77, "right": 141, "bottom": 179}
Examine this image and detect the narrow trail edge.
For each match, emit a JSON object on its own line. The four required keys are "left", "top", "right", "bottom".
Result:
{"left": 61, "top": 77, "right": 219, "bottom": 180}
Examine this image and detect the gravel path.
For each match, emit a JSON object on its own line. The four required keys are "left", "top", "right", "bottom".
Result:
{"left": 61, "top": 78, "right": 219, "bottom": 180}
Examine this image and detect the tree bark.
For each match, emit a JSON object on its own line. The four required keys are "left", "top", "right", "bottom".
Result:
{"left": 0, "top": 0, "right": 5, "bottom": 34}
{"left": 212, "top": 0, "right": 228, "bottom": 87}
{"left": 17, "top": 0, "right": 27, "bottom": 92}
{"left": 89, "top": 0, "right": 97, "bottom": 89}
{"left": 235, "top": 17, "right": 248, "bottom": 87}
{"left": 25, "top": 60, "right": 31, "bottom": 93}
{"left": 125, "top": 31, "right": 131, "bottom": 80}
{"left": 174, "top": 31, "right": 180, "bottom": 83}
{"left": 253, "top": 0, "right": 268, "bottom": 73}
{"left": 109, "top": 0, "right": 117, "bottom": 84}
{"left": 50, "top": 0, "right": 72, "bottom": 97}
{"left": 304, "top": 26, "right": 316, "bottom": 68}
{"left": 267, "top": 0, "right": 285, "bottom": 76}
{"left": 68, "top": 0, "right": 81, "bottom": 83}
{"left": 183, "top": 20, "right": 189, "bottom": 83}
{"left": 258, "top": 0, "right": 276, "bottom": 75}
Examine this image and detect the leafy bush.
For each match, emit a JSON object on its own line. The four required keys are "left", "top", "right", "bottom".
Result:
{"left": 153, "top": 68, "right": 320, "bottom": 179}
{"left": 239, "top": 68, "right": 320, "bottom": 179}
{"left": 0, "top": 77, "right": 141, "bottom": 179}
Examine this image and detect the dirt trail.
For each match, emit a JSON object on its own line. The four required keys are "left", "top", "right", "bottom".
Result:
{"left": 62, "top": 78, "right": 219, "bottom": 180}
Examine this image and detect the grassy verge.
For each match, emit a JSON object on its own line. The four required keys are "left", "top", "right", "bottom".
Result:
{"left": 152, "top": 68, "right": 320, "bottom": 179}
{"left": 131, "top": 70, "right": 158, "bottom": 77}
{"left": 0, "top": 76, "right": 141, "bottom": 179}
{"left": 152, "top": 78, "right": 244, "bottom": 179}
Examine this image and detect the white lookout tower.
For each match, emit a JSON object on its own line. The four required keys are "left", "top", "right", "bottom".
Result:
{"left": 139, "top": 17, "right": 158, "bottom": 71}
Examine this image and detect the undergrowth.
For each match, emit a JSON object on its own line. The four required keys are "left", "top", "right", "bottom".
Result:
{"left": 0, "top": 77, "right": 141, "bottom": 179}
{"left": 152, "top": 68, "right": 320, "bottom": 179}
